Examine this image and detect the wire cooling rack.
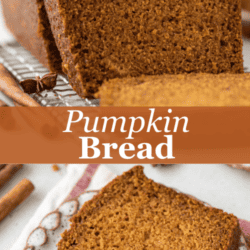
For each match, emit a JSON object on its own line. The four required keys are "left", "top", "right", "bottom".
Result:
{"left": 1, "top": 40, "right": 250, "bottom": 107}
{"left": 0, "top": 41, "right": 99, "bottom": 107}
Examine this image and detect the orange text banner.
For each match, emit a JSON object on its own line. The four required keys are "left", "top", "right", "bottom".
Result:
{"left": 0, "top": 107, "right": 249, "bottom": 163}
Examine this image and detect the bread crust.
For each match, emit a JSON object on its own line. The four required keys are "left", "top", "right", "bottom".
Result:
{"left": 1, "top": 0, "right": 62, "bottom": 72}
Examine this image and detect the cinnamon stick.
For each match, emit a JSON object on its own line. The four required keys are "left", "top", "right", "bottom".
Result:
{"left": 0, "top": 100, "right": 8, "bottom": 107}
{"left": 0, "top": 64, "right": 40, "bottom": 107}
{"left": 0, "top": 164, "right": 6, "bottom": 171}
{"left": 0, "top": 178, "right": 34, "bottom": 222}
{"left": 0, "top": 164, "right": 23, "bottom": 190}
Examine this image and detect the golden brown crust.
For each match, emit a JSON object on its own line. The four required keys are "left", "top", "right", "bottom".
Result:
{"left": 228, "top": 221, "right": 241, "bottom": 250}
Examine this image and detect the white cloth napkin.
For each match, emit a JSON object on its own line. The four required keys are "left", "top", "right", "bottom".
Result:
{"left": 10, "top": 164, "right": 116, "bottom": 250}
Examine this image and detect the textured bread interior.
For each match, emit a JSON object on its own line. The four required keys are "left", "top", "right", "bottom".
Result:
{"left": 56, "top": 0, "right": 243, "bottom": 94}
{"left": 58, "top": 166, "right": 240, "bottom": 250}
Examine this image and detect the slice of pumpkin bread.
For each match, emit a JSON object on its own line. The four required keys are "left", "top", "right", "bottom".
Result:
{"left": 97, "top": 73, "right": 250, "bottom": 106}
{"left": 58, "top": 166, "right": 240, "bottom": 250}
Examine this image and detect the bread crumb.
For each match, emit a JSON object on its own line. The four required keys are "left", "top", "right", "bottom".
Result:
{"left": 52, "top": 164, "right": 60, "bottom": 172}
